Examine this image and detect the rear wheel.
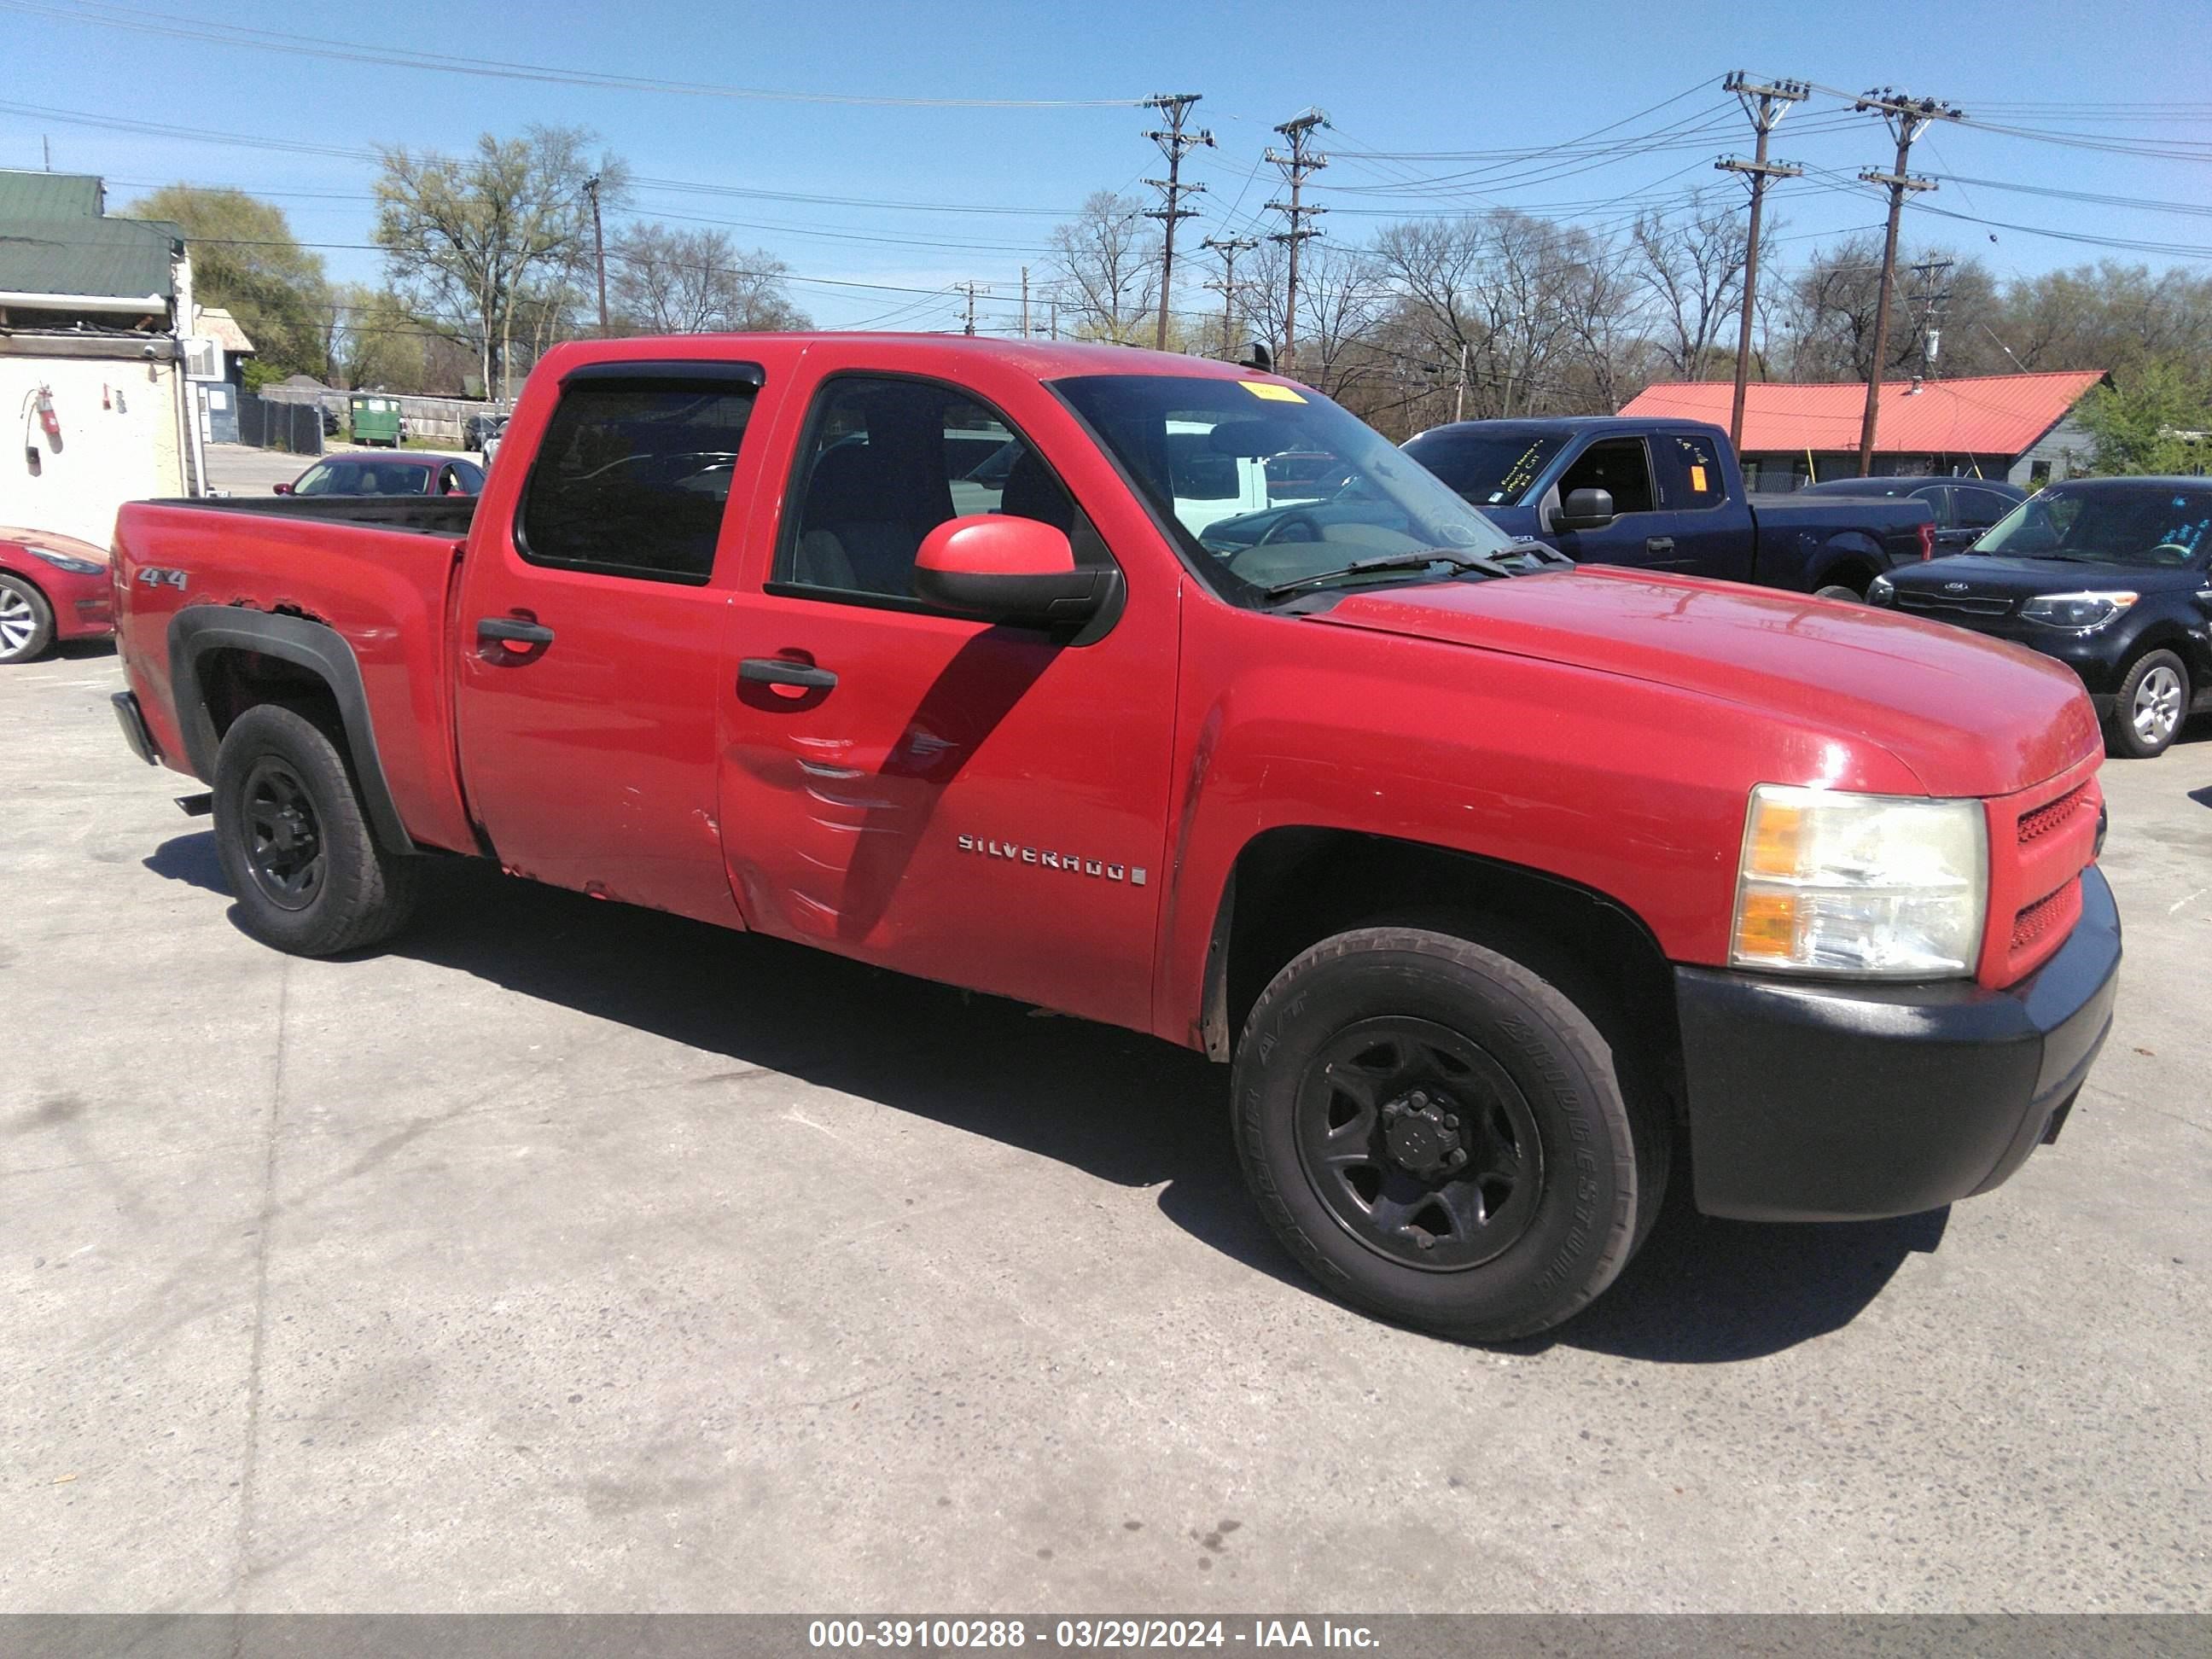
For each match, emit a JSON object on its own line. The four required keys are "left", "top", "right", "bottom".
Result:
{"left": 0, "top": 573, "right": 55, "bottom": 664}
{"left": 1231, "top": 926, "right": 1667, "bottom": 1340}
{"left": 2106, "top": 649, "right": 2188, "bottom": 759}
{"left": 1813, "top": 579, "right": 1866, "bottom": 602}
{"left": 212, "top": 703, "right": 420, "bottom": 955}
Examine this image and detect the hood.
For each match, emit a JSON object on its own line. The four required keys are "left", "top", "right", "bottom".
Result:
{"left": 0, "top": 525, "right": 110, "bottom": 566}
{"left": 1893, "top": 550, "right": 2206, "bottom": 596}
{"left": 1307, "top": 566, "right": 2100, "bottom": 798}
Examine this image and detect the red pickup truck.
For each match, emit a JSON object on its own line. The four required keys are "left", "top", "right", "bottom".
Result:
{"left": 107, "top": 335, "right": 2121, "bottom": 1340}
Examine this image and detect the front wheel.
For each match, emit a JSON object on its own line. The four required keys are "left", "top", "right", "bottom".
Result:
{"left": 212, "top": 703, "right": 421, "bottom": 955}
{"left": 1813, "top": 581, "right": 1864, "bottom": 602}
{"left": 2106, "top": 649, "right": 2189, "bottom": 759}
{"left": 0, "top": 573, "right": 55, "bottom": 664}
{"left": 1231, "top": 927, "right": 1667, "bottom": 1340}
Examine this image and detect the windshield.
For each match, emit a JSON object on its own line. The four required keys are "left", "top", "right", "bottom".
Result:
{"left": 1976, "top": 482, "right": 2212, "bottom": 568}
{"left": 1054, "top": 375, "right": 1520, "bottom": 605}
{"left": 1399, "top": 428, "right": 1568, "bottom": 507}
{"left": 294, "top": 459, "right": 432, "bottom": 497}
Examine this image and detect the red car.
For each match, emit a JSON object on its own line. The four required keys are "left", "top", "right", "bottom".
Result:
{"left": 275, "top": 452, "right": 485, "bottom": 498}
{"left": 106, "top": 335, "right": 2117, "bottom": 1339}
{"left": 0, "top": 525, "right": 113, "bottom": 664}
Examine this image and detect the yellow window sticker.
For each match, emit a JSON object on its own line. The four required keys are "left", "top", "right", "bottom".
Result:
{"left": 1688, "top": 463, "right": 1708, "bottom": 493}
{"left": 1241, "top": 381, "right": 1307, "bottom": 403}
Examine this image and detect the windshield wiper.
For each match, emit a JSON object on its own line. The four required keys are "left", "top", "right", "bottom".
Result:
{"left": 1260, "top": 549, "right": 1520, "bottom": 600}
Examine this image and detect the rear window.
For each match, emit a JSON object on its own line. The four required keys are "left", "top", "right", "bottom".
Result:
{"left": 294, "top": 459, "right": 431, "bottom": 497}
{"left": 518, "top": 381, "right": 758, "bottom": 583}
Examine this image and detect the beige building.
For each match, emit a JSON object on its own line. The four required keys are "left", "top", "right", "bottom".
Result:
{"left": 1, "top": 170, "right": 193, "bottom": 551}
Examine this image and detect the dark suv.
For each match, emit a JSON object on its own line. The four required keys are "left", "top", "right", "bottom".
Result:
{"left": 1870, "top": 476, "right": 2212, "bottom": 757}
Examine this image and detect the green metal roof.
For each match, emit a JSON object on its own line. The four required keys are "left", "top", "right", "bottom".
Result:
{"left": 0, "top": 214, "right": 180, "bottom": 300}
{"left": 0, "top": 170, "right": 105, "bottom": 219}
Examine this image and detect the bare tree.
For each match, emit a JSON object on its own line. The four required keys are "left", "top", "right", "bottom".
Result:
{"left": 1243, "top": 240, "right": 1388, "bottom": 399}
{"left": 374, "top": 125, "right": 629, "bottom": 398}
{"left": 1048, "top": 191, "right": 1161, "bottom": 344}
{"left": 1631, "top": 191, "right": 1748, "bottom": 381}
{"left": 608, "top": 224, "right": 811, "bottom": 333}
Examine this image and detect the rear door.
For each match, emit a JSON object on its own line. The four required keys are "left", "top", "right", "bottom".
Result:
{"left": 716, "top": 352, "right": 1179, "bottom": 1032}
{"left": 451, "top": 358, "right": 777, "bottom": 926}
{"left": 1652, "top": 429, "right": 1755, "bottom": 584}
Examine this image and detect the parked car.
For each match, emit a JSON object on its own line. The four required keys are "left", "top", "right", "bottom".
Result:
{"left": 0, "top": 524, "right": 112, "bottom": 664}
{"left": 1401, "top": 416, "right": 1935, "bottom": 596}
{"left": 1871, "top": 475, "right": 2212, "bottom": 758}
{"left": 1794, "top": 475, "right": 2027, "bottom": 552}
{"left": 463, "top": 410, "right": 509, "bottom": 451}
{"left": 276, "top": 453, "right": 485, "bottom": 498}
{"left": 107, "top": 335, "right": 2118, "bottom": 1341}
{"left": 319, "top": 405, "right": 341, "bottom": 439}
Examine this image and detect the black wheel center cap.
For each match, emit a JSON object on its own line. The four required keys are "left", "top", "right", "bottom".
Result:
{"left": 1380, "top": 1089, "right": 1466, "bottom": 1179}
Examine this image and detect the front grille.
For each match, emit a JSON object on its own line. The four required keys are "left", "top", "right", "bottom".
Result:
{"left": 2011, "top": 884, "right": 2078, "bottom": 957}
{"left": 2018, "top": 783, "right": 2091, "bottom": 846}
{"left": 1899, "top": 591, "right": 2014, "bottom": 618}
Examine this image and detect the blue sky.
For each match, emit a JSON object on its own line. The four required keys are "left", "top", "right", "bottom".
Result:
{"left": 3, "top": 0, "right": 2207, "bottom": 331}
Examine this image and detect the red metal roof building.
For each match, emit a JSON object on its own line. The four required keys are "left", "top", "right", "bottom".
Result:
{"left": 1618, "top": 370, "right": 2108, "bottom": 491}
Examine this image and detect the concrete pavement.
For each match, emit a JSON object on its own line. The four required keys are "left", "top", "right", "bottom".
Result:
{"left": 3, "top": 645, "right": 2207, "bottom": 1613}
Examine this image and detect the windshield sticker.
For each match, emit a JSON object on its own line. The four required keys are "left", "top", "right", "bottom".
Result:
{"left": 1496, "top": 441, "right": 1549, "bottom": 503}
{"left": 1242, "top": 381, "right": 1307, "bottom": 403}
{"left": 1688, "top": 464, "right": 1709, "bottom": 493}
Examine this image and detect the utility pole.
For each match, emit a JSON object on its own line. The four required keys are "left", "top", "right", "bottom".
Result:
{"left": 1852, "top": 87, "right": 1963, "bottom": 474}
{"left": 956, "top": 281, "right": 990, "bottom": 336}
{"left": 1907, "top": 257, "right": 1955, "bottom": 375}
{"left": 1201, "top": 235, "right": 1258, "bottom": 359}
{"left": 583, "top": 174, "right": 609, "bottom": 338}
{"left": 1715, "top": 73, "right": 1807, "bottom": 451}
{"left": 1143, "top": 93, "right": 1214, "bottom": 352}
{"left": 1452, "top": 340, "right": 1471, "bottom": 423}
{"left": 1020, "top": 266, "right": 1031, "bottom": 339}
{"left": 1265, "top": 108, "right": 1329, "bottom": 377}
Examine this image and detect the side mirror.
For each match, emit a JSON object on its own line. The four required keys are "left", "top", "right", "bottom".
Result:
{"left": 272, "top": 482, "right": 293, "bottom": 495}
{"left": 1551, "top": 486, "right": 1615, "bottom": 532}
{"left": 912, "top": 514, "right": 1110, "bottom": 628}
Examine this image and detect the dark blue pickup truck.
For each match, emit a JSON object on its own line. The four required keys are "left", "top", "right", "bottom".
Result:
{"left": 1400, "top": 416, "right": 1935, "bottom": 597}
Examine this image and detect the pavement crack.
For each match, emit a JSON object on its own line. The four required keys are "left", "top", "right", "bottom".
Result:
{"left": 229, "top": 953, "right": 289, "bottom": 1613}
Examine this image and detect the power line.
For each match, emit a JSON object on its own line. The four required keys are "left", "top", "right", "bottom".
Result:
{"left": 2, "top": 0, "right": 1150, "bottom": 108}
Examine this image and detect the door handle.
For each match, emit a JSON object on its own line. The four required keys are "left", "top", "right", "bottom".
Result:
{"left": 740, "top": 656, "right": 837, "bottom": 690}
{"left": 1644, "top": 537, "right": 1676, "bottom": 556}
{"left": 477, "top": 616, "right": 555, "bottom": 647}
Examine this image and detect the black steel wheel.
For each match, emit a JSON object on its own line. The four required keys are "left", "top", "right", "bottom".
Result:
{"left": 212, "top": 702, "right": 420, "bottom": 956}
{"left": 1295, "top": 1016, "right": 1543, "bottom": 1272}
{"left": 1233, "top": 925, "right": 1667, "bottom": 1341}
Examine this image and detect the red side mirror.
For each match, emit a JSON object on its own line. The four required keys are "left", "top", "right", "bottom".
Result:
{"left": 911, "top": 514, "right": 1109, "bottom": 627}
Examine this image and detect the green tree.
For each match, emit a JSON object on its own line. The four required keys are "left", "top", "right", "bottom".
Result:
{"left": 126, "top": 183, "right": 330, "bottom": 380}
{"left": 374, "top": 126, "right": 627, "bottom": 399}
{"left": 2075, "top": 359, "right": 2212, "bottom": 475}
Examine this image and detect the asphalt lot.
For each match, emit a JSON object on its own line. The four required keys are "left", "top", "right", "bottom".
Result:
{"left": 3, "top": 627, "right": 2209, "bottom": 1612}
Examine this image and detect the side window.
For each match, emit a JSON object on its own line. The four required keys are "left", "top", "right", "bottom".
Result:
{"left": 518, "top": 380, "right": 757, "bottom": 584}
{"left": 1557, "top": 438, "right": 1656, "bottom": 515}
{"left": 777, "top": 376, "right": 1081, "bottom": 602}
{"left": 1667, "top": 434, "right": 1726, "bottom": 509}
{"left": 1953, "top": 488, "right": 2012, "bottom": 533}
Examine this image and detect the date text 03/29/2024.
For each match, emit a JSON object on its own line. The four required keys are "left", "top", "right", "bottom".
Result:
{"left": 806, "top": 1619, "right": 1377, "bottom": 1650}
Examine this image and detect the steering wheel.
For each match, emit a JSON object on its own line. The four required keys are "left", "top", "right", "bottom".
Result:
{"left": 1254, "top": 510, "right": 1324, "bottom": 547}
{"left": 2147, "top": 543, "right": 2194, "bottom": 566}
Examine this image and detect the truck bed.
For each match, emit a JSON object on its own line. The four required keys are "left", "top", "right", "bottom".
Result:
{"left": 154, "top": 494, "right": 480, "bottom": 538}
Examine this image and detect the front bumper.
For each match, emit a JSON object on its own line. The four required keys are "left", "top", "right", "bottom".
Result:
{"left": 1675, "top": 864, "right": 2121, "bottom": 1221}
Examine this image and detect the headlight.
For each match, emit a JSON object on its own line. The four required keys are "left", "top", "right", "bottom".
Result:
{"left": 1866, "top": 573, "right": 1895, "bottom": 606}
{"left": 1732, "top": 786, "right": 1987, "bottom": 979}
{"left": 2020, "top": 590, "right": 2136, "bottom": 630}
{"left": 24, "top": 545, "right": 106, "bottom": 576}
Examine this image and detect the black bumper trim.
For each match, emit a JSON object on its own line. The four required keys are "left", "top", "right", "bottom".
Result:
{"left": 1676, "top": 864, "right": 2121, "bottom": 1222}
{"left": 110, "top": 691, "right": 158, "bottom": 766}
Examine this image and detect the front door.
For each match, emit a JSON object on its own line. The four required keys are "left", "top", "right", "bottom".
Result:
{"left": 451, "top": 360, "right": 775, "bottom": 926}
{"left": 1544, "top": 434, "right": 1695, "bottom": 572}
{"left": 719, "top": 362, "right": 1179, "bottom": 1032}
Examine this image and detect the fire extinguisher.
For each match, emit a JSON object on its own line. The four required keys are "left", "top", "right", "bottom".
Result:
{"left": 35, "top": 387, "right": 60, "bottom": 444}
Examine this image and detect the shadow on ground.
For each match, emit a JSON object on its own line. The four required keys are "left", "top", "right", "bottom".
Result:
{"left": 147, "top": 830, "right": 1941, "bottom": 1362}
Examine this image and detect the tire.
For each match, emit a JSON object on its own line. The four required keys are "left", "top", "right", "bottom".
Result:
{"left": 2104, "top": 649, "right": 2189, "bottom": 760}
{"left": 211, "top": 702, "right": 420, "bottom": 955}
{"left": 1231, "top": 926, "right": 1668, "bottom": 1341}
{"left": 1813, "top": 580, "right": 1864, "bottom": 602}
{"left": 0, "top": 573, "right": 55, "bottom": 664}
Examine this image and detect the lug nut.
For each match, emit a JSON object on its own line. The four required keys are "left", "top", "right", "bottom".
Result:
{"left": 1417, "top": 1236, "right": 1435, "bottom": 1249}
{"left": 1449, "top": 1148, "right": 1468, "bottom": 1167}
{"left": 1443, "top": 1115, "right": 1459, "bottom": 1130}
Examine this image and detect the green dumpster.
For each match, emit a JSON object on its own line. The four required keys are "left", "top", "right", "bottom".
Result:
{"left": 348, "top": 395, "right": 404, "bottom": 448}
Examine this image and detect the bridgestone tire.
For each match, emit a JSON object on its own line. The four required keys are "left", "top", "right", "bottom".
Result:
{"left": 2104, "top": 649, "right": 2189, "bottom": 760}
{"left": 212, "top": 702, "right": 420, "bottom": 957}
{"left": 1232, "top": 927, "right": 1667, "bottom": 1340}
{"left": 0, "top": 573, "right": 55, "bottom": 664}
